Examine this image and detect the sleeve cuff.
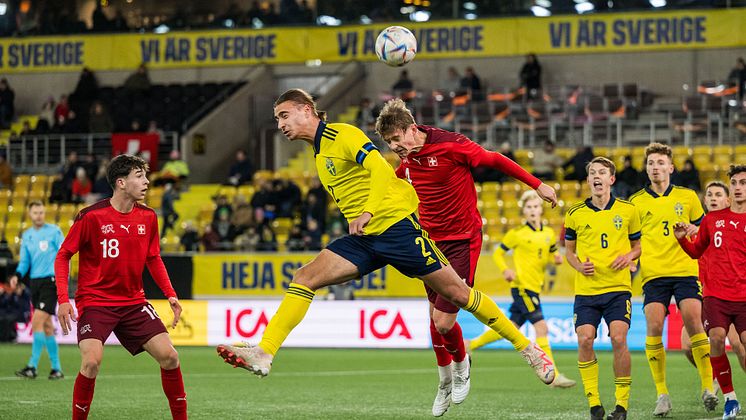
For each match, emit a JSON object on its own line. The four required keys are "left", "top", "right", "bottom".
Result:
{"left": 564, "top": 227, "right": 577, "bottom": 241}
{"left": 691, "top": 215, "right": 704, "bottom": 226}
{"left": 499, "top": 243, "right": 510, "bottom": 251}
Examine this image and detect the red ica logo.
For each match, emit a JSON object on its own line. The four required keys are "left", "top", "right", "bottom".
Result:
{"left": 225, "top": 308, "right": 270, "bottom": 338}
{"left": 359, "top": 309, "right": 412, "bottom": 339}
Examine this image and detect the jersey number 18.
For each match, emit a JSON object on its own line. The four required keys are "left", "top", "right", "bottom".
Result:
{"left": 100, "top": 239, "right": 120, "bottom": 258}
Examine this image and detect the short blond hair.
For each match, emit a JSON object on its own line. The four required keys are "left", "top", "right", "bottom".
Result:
{"left": 518, "top": 190, "right": 542, "bottom": 208}
{"left": 644, "top": 142, "right": 673, "bottom": 161}
{"left": 375, "top": 98, "right": 415, "bottom": 138}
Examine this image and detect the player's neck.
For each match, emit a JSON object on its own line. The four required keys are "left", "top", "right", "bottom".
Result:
{"left": 650, "top": 180, "right": 670, "bottom": 195}
{"left": 527, "top": 219, "right": 541, "bottom": 230}
{"left": 110, "top": 194, "right": 136, "bottom": 214}
{"left": 415, "top": 129, "right": 427, "bottom": 146}
{"left": 590, "top": 193, "right": 611, "bottom": 210}
{"left": 732, "top": 201, "right": 746, "bottom": 213}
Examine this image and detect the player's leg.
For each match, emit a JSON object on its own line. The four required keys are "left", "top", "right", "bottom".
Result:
{"left": 642, "top": 280, "right": 671, "bottom": 415}
{"left": 531, "top": 317, "right": 574, "bottom": 389}
{"left": 218, "top": 248, "right": 361, "bottom": 376}
{"left": 428, "top": 302, "right": 454, "bottom": 417}
{"left": 680, "top": 326, "right": 696, "bottom": 367}
{"left": 40, "top": 280, "right": 63, "bottom": 379}
{"left": 727, "top": 325, "right": 746, "bottom": 373}
{"left": 74, "top": 339, "right": 103, "bottom": 420}
{"left": 143, "top": 333, "right": 187, "bottom": 420}
{"left": 468, "top": 288, "right": 525, "bottom": 352}
{"left": 22, "top": 310, "right": 49, "bottom": 378}
{"left": 677, "top": 277, "right": 715, "bottom": 401}
{"left": 605, "top": 293, "right": 632, "bottom": 419}
{"left": 706, "top": 297, "right": 738, "bottom": 418}
{"left": 575, "top": 297, "right": 604, "bottom": 420}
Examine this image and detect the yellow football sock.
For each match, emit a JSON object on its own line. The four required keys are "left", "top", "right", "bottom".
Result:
{"left": 463, "top": 289, "right": 530, "bottom": 351}
{"left": 258, "top": 283, "right": 315, "bottom": 356}
{"left": 690, "top": 332, "right": 714, "bottom": 393}
{"left": 536, "top": 336, "right": 558, "bottom": 374}
{"left": 469, "top": 329, "right": 503, "bottom": 351}
{"left": 614, "top": 376, "right": 632, "bottom": 410}
{"left": 645, "top": 335, "right": 668, "bottom": 396}
{"left": 578, "top": 359, "right": 601, "bottom": 407}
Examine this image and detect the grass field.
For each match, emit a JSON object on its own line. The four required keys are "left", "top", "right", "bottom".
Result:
{"left": 1, "top": 344, "right": 745, "bottom": 419}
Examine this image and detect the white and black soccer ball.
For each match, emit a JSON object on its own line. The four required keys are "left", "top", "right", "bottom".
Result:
{"left": 375, "top": 26, "right": 417, "bottom": 67}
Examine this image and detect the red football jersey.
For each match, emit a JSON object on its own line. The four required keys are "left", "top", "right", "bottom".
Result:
{"left": 55, "top": 200, "right": 176, "bottom": 313}
{"left": 678, "top": 208, "right": 746, "bottom": 301}
{"left": 395, "top": 126, "right": 540, "bottom": 241}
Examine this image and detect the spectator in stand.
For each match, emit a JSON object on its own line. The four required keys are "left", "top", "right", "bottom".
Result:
{"left": 160, "top": 183, "right": 179, "bottom": 237}
{"left": 460, "top": 66, "right": 483, "bottom": 101}
{"left": 61, "top": 151, "right": 81, "bottom": 189}
{"left": 71, "top": 167, "right": 92, "bottom": 203}
{"left": 235, "top": 225, "right": 260, "bottom": 252}
{"left": 201, "top": 224, "right": 221, "bottom": 252}
{"left": 73, "top": 67, "right": 99, "bottom": 105}
{"left": 326, "top": 220, "right": 345, "bottom": 244}
{"left": 728, "top": 57, "right": 746, "bottom": 101}
{"left": 0, "top": 153, "right": 11, "bottom": 189}
{"left": 129, "top": 119, "right": 144, "bottom": 132}
{"left": 301, "top": 193, "right": 326, "bottom": 232}
{"left": 532, "top": 140, "right": 563, "bottom": 180}
{"left": 256, "top": 223, "right": 278, "bottom": 252}
{"left": 443, "top": 67, "right": 461, "bottom": 95}
{"left": 562, "top": 145, "right": 594, "bottom": 181}
{"left": 88, "top": 101, "right": 113, "bottom": 133}
{"left": 180, "top": 222, "right": 200, "bottom": 252}
{"left": 123, "top": 63, "right": 152, "bottom": 94}
{"left": 275, "top": 178, "right": 301, "bottom": 218}
{"left": 677, "top": 158, "right": 702, "bottom": 192}
{"left": 82, "top": 153, "right": 99, "bottom": 182}
{"left": 155, "top": 150, "right": 190, "bottom": 187}
{"left": 19, "top": 121, "right": 33, "bottom": 136}
{"left": 356, "top": 98, "right": 379, "bottom": 129}
{"left": 231, "top": 194, "right": 253, "bottom": 233}
{"left": 613, "top": 155, "right": 641, "bottom": 199}
{"left": 306, "top": 177, "right": 327, "bottom": 208}
{"left": 392, "top": 70, "right": 414, "bottom": 92}
{"left": 37, "top": 97, "right": 56, "bottom": 133}
{"left": 0, "top": 79, "right": 15, "bottom": 129}
{"left": 286, "top": 224, "right": 306, "bottom": 251}
{"left": 212, "top": 208, "right": 238, "bottom": 250}
{"left": 91, "top": 162, "right": 113, "bottom": 200}
{"left": 251, "top": 180, "right": 276, "bottom": 220}
{"left": 63, "top": 110, "right": 82, "bottom": 133}
{"left": 520, "top": 53, "right": 542, "bottom": 99}
{"left": 226, "top": 149, "right": 254, "bottom": 186}
{"left": 303, "top": 218, "right": 323, "bottom": 251}
{"left": 54, "top": 94, "right": 69, "bottom": 121}
{"left": 212, "top": 195, "right": 233, "bottom": 222}
{"left": 111, "top": 9, "right": 129, "bottom": 32}
{"left": 147, "top": 120, "right": 165, "bottom": 140}
{"left": 0, "top": 281, "right": 31, "bottom": 342}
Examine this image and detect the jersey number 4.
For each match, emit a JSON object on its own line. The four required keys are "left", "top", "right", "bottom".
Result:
{"left": 100, "top": 238, "right": 120, "bottom": 258}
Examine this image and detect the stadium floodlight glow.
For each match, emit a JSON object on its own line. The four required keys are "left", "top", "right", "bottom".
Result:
{"left": 400, "top": 6, "right": 415, "bottom": 14}
{"left": 729, "top": 99, "right": 738, "bottom": 107}
{"left": 223, "top": 19, "right": 235, "bottom": 28}
{"left": 154, "top": 24, "right": 170, "bottom": 34}
{"left": 575, "top": 1, "right": 594, "bottom": 13}
{"left": 316, "top": 15, "right": 341, "bottom": 26}
{"left": 536, "top": 0, "right": 552, "bottom": 7}
{"left": 0, "top": 3, "right": 7, "bottom": 15}
{"left": 360, "top": 15, "right": 372, "bottom": 24}
{"left": 464, "top": 12, "right": 477, "bottom": 20}
{"left": 649, "top": 0, "right": 666, "bottom": 7}
{"left": 410, "top": 10, "right": 431, "bottom": 22}
{"left": 531, "top": 6, "right": 551, "bottom": 16}
{"left": 463, "top": 1, "right": 477, "bottom": 11}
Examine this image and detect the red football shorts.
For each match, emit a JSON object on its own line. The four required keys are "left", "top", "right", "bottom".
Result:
{"left": 703, "top": 296, "right": 746, "bottom": 336}
{"left": 77, "top": 302, "right": 168, "bottom": 355}
{"left": 425, "top": 232, "right": 483, "bottom": 314}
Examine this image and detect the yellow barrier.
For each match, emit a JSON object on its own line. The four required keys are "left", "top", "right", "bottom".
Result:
{"left": 150, "top": 299, "right": 209, "bottom": 345}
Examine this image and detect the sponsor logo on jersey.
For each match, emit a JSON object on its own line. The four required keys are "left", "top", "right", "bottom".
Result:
{"left": 138, "top": 224, "right": 146, "bottom": 235}
{"left": 101, "top": 224, "right": 115, "bottom": 234}
{"left": 674, "top": 202, "right": 684, "bottom": 217}
{"left": 325, "top": 158, "right": 336, "bottom": 176}
{"left": 427, "top": 156, "right": 438, "bottom": 167}
{"left": 39, "top": 240, "right": 48, "bottom": 251}
{"left": 613, "top": 215, "right": 623, "bottom": 230}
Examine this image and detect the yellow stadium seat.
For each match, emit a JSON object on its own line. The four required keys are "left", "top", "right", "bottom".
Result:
{"left": 481, "top": 207, "right": 500, "bottom": 221}
{"left": 734, "top": 145, "right": 746, "bottom": 155}
{"left": 482, "top": 199, "right": 500, "bottom": 211}
{"left": 14, "top": 175, "right": 30, "bottom": 194}
{"left": 713, "top": 153, "right": 733, "bottom": 168}
{"left": 712, "top": 145, "right": 733, "bottom": 157}
{"left": 692, "top": 145, "right": 713, "bottom": 158}
{"left": 272, "top": 218, "right": 294, "bottom": 235}
{"left": 671, "top": 146, "right": 691, "bottom": 158}
{"left": 237, "top": 185, "right": 255, "bottom": 199}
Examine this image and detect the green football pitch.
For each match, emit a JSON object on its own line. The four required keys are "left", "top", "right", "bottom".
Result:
{"left": 0, "top": 344, "right": 744, "bottom": 419}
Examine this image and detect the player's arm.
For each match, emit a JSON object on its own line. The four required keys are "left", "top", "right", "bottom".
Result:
{"left": 145, "top": 212, "right": 181, "bottom": 327}
{"left": 689, "top": 190, "right": 705, "bottom": 226}
{"left": 547, "top": 228, "right": 562, "bottom": 265}
{"left": 55, "top": 216, "right": 84, "bottom": 335}
{"left": 457, "top": 141, "right": 558, "bottom": 207}
{"left": 563, "top": 216, "right": 594, "bottom": 275}
{"left": 493, "top": 230, "right": 517, "bottom": 281}
{"left": 9, "top": 234, "right": 30, "bottom": 289}
{"left": 675, "top": 218, "right": 710, "bottom": 259}
{"left": 610, "top": 239, "right": 641, "bottom": 271}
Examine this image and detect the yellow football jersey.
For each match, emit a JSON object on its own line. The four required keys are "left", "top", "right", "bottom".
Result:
{"left": 313, "top": 122, "right": 419, "bottom": 236}
{"left": 493, "top": 223, "right": 558, "bottom": 294}
{"left": 564, "top": 197, "right": 641, "bottom": 296}
{"left": 629, "top": 185, "right": 704, "bottom": 285}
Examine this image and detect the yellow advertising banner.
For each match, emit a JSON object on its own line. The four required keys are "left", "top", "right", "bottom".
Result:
{"left": 149, "top": 299, "right": 209, "bottom": 346}
{"left": 0, "top": 8, "right": 743, "bottom": 73}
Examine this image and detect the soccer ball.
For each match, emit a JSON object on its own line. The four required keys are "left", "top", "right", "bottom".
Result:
{"left": 375, "top": 26, "right": 417, "bottom": 67}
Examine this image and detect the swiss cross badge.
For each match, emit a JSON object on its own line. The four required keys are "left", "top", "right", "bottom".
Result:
{"left": 138, "top": 224, "right": 146, "bottom": 235}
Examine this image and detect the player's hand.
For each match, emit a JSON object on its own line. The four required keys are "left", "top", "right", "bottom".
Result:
{"left": 8, "top": 275, "right": 17, "bottom": 289}
{"left": 349, "top": 212, "right": 372, "bottom": 236}
{"left": 57, "top": 303, "right": 77, "bottom": 336}
{"left": 673, "top": 222, "right": 691, "bottom": 239}
{"left": 610, "top": 254, "right": 632, "bottom": 271}
{"left": 168, "top": 297, "right": 182, "bottom": 328}
{"left": 502, "top": 269, "right": 516, "bottom": 282}
{"left": 536, "top": 183, "right": 558, "bottom": 208}
{"left": 554, "top": 254, "right": 563, "bottom": 265}
{"left": 579, "top": 257, "right": 595, "bottom": 276}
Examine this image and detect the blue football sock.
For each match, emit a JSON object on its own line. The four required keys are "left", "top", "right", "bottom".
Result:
{"left": 28, "top": 332, "right": 45, "bottom": 369}
{"left": 45, "top": 334, "right": 61, "bottom": 371}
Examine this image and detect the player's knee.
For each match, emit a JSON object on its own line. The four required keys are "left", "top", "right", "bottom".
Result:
{"left": 577, "top": 333, "right": 594, "bottom": 350}
{"left": 81, "top": 359, "right": 100, "bottom": 377}
{"left": 610, "top": 332, "right": 627, "bottom": 349}
{"left": 291, "top": 265, "right": 317, "bottom": 290}
{"left": 161, "top": 349, "right": 180, "bottom": 370}
{"left": 434, "top": 321, "right": 454, "bottom": 336}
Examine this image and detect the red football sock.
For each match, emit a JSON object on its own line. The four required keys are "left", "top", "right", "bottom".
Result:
{"left": 442, "top": 322, "right": 467, "bottom": 363}
{"left": 711, "top": 354, "right": 734, "bottom": 395}
{"left": 430, "top": 319, "right": 452, "bottom": 367}
{"left": 73, "top": 372, "right": 96, "bottom": 420}
{"left": 161, "top": 366, "right": 187, "bottom": 420}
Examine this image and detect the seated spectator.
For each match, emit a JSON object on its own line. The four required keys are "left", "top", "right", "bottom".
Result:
{"left": 532, "top": 141, "right": 563, "bottom": 180}
{"left": 71, "top": 167, "right": 92, "bottom": 203}
{"left": 251, "top": 180, "right": 277, "bottom": 220}
{"left": 201, "top": 224, "right": 221, "bottom": 252}
{"left": 19, "top": 121, "right": 34, "bottom": 136}
{"left": 0, "top": 78, "right": 15, "bottom": 129}
{"left": 230, "top": 194, "right": 253, "bottom": 233}
{"left": 302, "top": 193, "right": 326, "bottom": 232}
{"left": 0, "top": 153, "right": 12, "bottom": 189}
{"left": 460, "top": 67, "right": 483, "bottom": 101}
{"left": 256, "top": 223, "right": 278, "bottom": 252}
{"left": 123, "top": 63, "right": 151, "bottom": 94}
{"left": 63, "top": 110, "right": 82, "bottom": 133}
{"left": 88, "top": 101, "right": 113, "bottom": 133}
{"left": 392, "top": 70, "right": 414, "bottom": 93}
{"left": 562, "top": 146, "right": 594, "bottom": 181}
{"left": 443, "top": 67, "right": 461, "bottom": 94}
{"left": 677, "top": 158, "right": 701, "bottom": 192}
{"left": 0, "top": 281, "right": 31, "bottom": 342}
{"left": 180, "top": 222, "right": 200, "bottom": 252}
{"left": 303, "top": 218, "right": 323, "bottom": 251}
{"left": 613, "top": 156, "right": 640, "bottom": 199}
{"left": 82, "top": 153, "right": 98, "bottom": 181}
{"left": 226, "top": 149, "right": 255, "bottom": 186}
{"left": 212, "top": 195, "right": 233, "bottom": 223}
{"left": 235, "top": 226, "right": 260, "bottom": 252}
{"left": 286, "top": 224, "right": 306, "bottom": 251}
{"left": 37, "top": 97, "right": 56, "bottom": 133}
{"left": 91, "top": 162, "right": 113, "bottom": 200}
{"left": 275, "top": 178, "right": 301, "bottom": 218}
{"left": 155, "top": 150, "right": 190, "bottom": 187}
{"left": 54, "top": 94, "right": 69, "bottom": 122}
{"left": 326, "top": 220, "right": 345, "bottom": 244}
{"left": 160, "top": 183, "right": 179, "bottom": 237}
{"left": 212, "top": 208, "right": 238, "bottom": 250}
{"left": 520, "top": 53, "right": 542, "bottom": 99}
